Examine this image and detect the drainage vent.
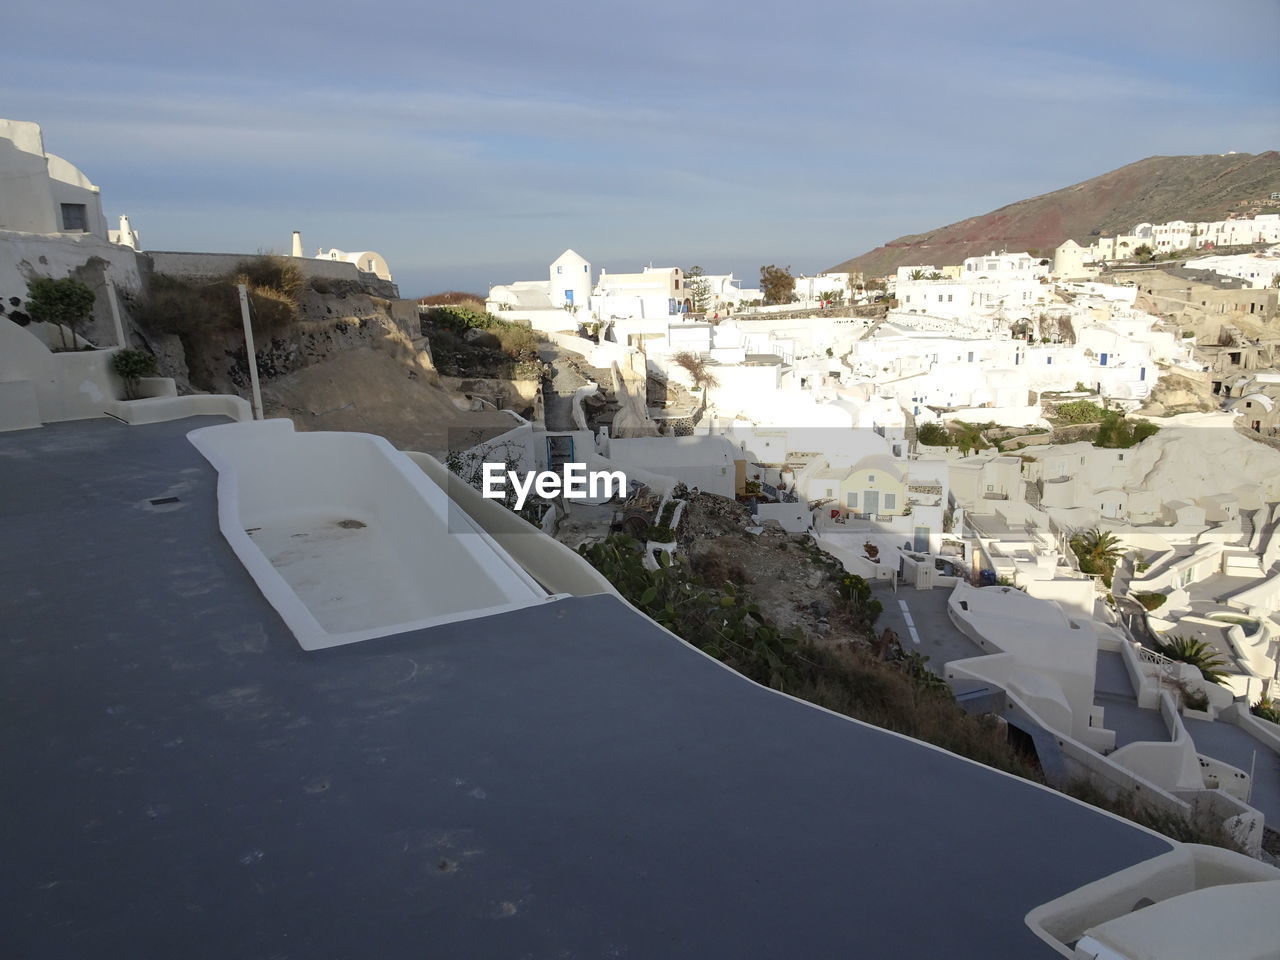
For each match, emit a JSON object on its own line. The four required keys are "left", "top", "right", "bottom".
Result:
{"left": 149, "top": 497, "right": 181, "bottom": 505}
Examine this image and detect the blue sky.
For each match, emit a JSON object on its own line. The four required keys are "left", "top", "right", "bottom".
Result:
{"left": 8, "top": 0, "right": 1278, "bottom": 296}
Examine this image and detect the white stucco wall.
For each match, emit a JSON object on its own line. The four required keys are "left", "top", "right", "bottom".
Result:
{"left": 0, "top": 319, "right": 123, "bottom": 426}
{"left": 1, "top": 230, "right": 143, "bottom": 346}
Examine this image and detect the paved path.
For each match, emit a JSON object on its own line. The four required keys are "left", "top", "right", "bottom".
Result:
{"left": 539, "top": 346, "right": 592, "bottom": 431}
{"left": 1184, "top": 716, "right": 1280, "bottom": 826}
{"left": 871, "top": 584, "right": 984, "bottom": 675}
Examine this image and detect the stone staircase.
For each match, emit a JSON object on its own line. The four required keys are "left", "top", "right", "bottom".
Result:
{"left": 1024, "top": 479, "right": 1042, "bottom": 510}
{"left": 1235, "top": 508, "right": 1256, "bottom": 547}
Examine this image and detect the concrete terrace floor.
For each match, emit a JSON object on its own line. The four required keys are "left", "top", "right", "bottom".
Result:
{"left": 0, "top": 417, "right": 1176, "bottom": 959}
{"left": 872, "top": 582, "right": 986, "bottom": 675}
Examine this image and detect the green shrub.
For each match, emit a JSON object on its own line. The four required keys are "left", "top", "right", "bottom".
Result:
{"left": 1252, "top": 697, "right": 1280, "bottom": 724}
{"left": 917, "top": 422, "right": 948, "bottom": 445}
{"left": 111, "top": 349, "right": 158, "bottom": 399}
{"left": 1134, "top": 592, "right": 1166, "bottom": 611}
{"left": 1055, "top": 399, "right": 1105, "bottom": 424}
{"left": 1091, "top": 412, "right": 1159, "bottom": 449}
{"left": 422, "top": 304, "right": 497, "bottom": 332}
{"left": 647, "top": 525, "right": 676, "bottom": 543}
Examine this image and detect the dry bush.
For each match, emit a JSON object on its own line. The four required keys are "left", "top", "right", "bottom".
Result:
{"left": 493, "top": 324, "right": 540, "bottom": 358}
{"left": 790, "top": 642, "right": 1041, "bottom": 779}
{"left": 418, "top": 291, "right": 487, "bottom": 311}
{"left": 690, "top": 547, "right": 749, "bottom": 586}
{"left": 232, "top": 255, "right": 304, "bottom": 303}
{"left": 136, "top": 256, "right": 303, "bottom": 340}
{"left": 1061, "top": 779, "right": 1244, "bottom": 852}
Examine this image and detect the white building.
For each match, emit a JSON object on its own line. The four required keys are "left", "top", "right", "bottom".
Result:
{"left": 316, "top": 247, "right": 393, "bottom": 282}
{"left": 1184, "top": 250, "right": 1280, "bottom": 289}
{"left": 0, "top": 119, "right": 109, "bottom": 239}
{"left": 592, "top": 266, "right": 689, "bottom": 320}
{"left": 895, "top": 252, "right": 1047, "bottom": 327}
{"left": 549, "top": 248, "right": 592, "bottom": 308}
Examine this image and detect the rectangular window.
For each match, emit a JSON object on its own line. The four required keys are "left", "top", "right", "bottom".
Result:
{"left": 557, "top": 265, "right": 563, "bottom": 275}
{"left": 884, "top": 493, "right": 896, "bottom": 510}
{"left": 947, "top": 294, "right": 953, "bottom": 302}
{"left": 60, "top": 203, "right": 87, "bottom": 232}
{"left": 846, "top": 492, "right": 857, "bottom": 508}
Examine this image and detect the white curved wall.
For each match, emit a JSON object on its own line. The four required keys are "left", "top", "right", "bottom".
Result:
{"left": 189, "top": 420, "right": 550, "bottom": 650}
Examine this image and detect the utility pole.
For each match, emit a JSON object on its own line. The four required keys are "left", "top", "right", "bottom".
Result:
{"left": 238, "top": 284, "right": 263, "bottom": 420}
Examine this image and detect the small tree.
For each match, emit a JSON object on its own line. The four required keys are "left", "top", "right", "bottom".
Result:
{"left": 1133, "top": 244, "right": 1154, "bottom": 262}
{"left": 685, "top": 265, "right": 712, "bottom": 313}
{"left": 25, "top": 276, "right": 96, "bottom": 350}
{"left": 760, "top": 264, "right": 795, "bottom": 306}
{"left": 917, "top": 421, "right": 949, "bottom": 446}
{"left": 111, "top": 349, "right": 157, "bottom": 399}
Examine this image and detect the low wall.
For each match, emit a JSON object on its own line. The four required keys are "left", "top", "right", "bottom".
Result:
{"left": 814, "top": 536, "right": 894, "bottom": 580}
{"left": 757, "top": 502, "right": 811, "bottom": 533}
{"left": 147, "top": 251, "right": 398, "bottom": 298}
{"left": 1108, "top": 693, "right": 1204, "bottom": 792}
{"left": 109, "top": 393, "right": 252, "bottom": 425}
{"left": 0, "top": 320, "right": 124, "bottom": 423}
{"left": 406, "top": 451, "right": 618, "bottom": 599}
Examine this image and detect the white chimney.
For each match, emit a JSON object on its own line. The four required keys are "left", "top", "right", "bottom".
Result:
{"left": 116, "top": 215, "right": 138, "bottom": 250}
{"left": 291, "top": 231, "right": 303, "bottom": 258}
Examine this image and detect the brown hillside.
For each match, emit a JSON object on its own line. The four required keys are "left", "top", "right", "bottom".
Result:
{"left": 830, "top": 152, "right": 1280, "bottom": 277}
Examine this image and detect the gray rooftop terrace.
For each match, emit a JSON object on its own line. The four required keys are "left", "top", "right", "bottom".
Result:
{"left": 0, "top": 417, "right": 1174, "bottom": 958}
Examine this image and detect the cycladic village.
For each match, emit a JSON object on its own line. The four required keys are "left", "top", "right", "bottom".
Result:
{"left": 5, "top": 2, "right": 1280, "bottom": 957}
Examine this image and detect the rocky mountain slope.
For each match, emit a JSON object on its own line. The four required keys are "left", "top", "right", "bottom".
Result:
{"left": 830, "top": 151, "right": 1280, "bottom": 277}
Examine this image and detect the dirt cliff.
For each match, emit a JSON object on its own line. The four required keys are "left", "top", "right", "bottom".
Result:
{"left": 128, "top": 266, "right": 525, "bottom": 455}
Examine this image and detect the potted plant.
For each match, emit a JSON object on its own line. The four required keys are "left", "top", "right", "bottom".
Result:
{"left": 111, "top": 349, "right": 158, "bottom": 399}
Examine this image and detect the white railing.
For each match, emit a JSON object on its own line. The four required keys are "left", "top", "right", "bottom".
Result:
{"left": 1136, "top": 644, "right": 1176, "bottom": 668}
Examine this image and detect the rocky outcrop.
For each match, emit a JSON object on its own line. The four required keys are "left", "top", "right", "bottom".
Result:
{"left": 1139, "top": 371, "right": 1219, "bottom": 418}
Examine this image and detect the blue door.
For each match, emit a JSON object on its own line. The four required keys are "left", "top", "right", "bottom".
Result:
{"left": 546, "top": 435, "right": 574, "bottom": 471}
{"left": 1100, "top": 352, "right": 1108, "bottom": 366}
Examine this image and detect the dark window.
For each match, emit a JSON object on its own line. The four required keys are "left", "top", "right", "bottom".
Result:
{"left": 60, "top": 203, "right": 88, "bottom": 232}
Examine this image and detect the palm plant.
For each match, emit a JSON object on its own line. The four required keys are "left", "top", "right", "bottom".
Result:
{"left": 907, "top": 268, "right": 927, "bottom": 281}
{"left": 1157, "top": 636, "right": 1229, "bottom": 685}
{"left": 1070, "top": 527, "right": 1124, "bottom": 583}
{"left": 671, "top": 351, "right": 720, "bottom": 418}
